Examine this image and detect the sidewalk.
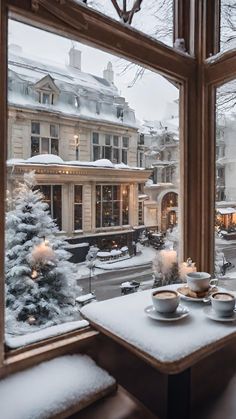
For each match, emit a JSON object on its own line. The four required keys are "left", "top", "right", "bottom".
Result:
{"left": 76, "top": 247, "right": 156, "bottom": 279}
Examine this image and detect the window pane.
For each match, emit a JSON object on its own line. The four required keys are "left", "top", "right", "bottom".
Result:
{"left": 42, "top": 93, "right": 50, "bottom": 104}
{"left": 103, "top": 146, "right": 112, "bottom": 160}
{"left": 122, "top": 149, "right": 127, "bottom": 164}
{"left": 122, "top": 137, "right": 129, "bottom": 148}
{"left": 105, "top": 134, "right": 111, "bottom": 145}
{"left": 31, "top": 136, "right": 39, "bottom": 156}
{"left": 50, "top": 124, "right": 58, "bottom": 138}
{"left": 215, "top": 80, "right": 236, "bottom": 285}
{"left": 113, "top": 148, "right": 120, "bottom": 163}
{"left": 51, "top": 138, "right": 59, "bottom": 155}
{"left": 41, "top": 137, "right": 49, "bottom": 154}
{"left": 93, "top": 145, "right": 101, "bottom": 160}
{"left": 113, "top": 136, "right": 119, "bottom": 147}
{"left": 74, "top": 185, "right": 83, "bottom": 203}
{"left": 93, "top": 132, "right": 99, "bottom": 144}
{"left": 87, "top": 0, "right": 174, "bottom": 47}
{"left": 74, "top": 205, "right": 83, "bottom": 230}
{"left": 6, "top": 19, "right": 181, "bottom": 343}
{"left": 220, "top": 0, "right": 236, "bottom": 52}
{"left": 53, "top": 185, "right": 62, "bottom": 230}
{"left": 31, "top": 122, "right": 40, "bottom": 135}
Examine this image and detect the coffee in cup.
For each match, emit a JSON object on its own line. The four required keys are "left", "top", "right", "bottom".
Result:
{"left": 152, "top": 290, "right": 180, "bottom": 313}
{"left": 211, "top": 292, "right": 235, "bottom": 317}
{"left": 186, "top": 272, "right": 218, "bottom": 292}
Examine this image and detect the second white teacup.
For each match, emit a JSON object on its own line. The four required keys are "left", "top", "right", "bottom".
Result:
{"left": 211, "top": 292, "right": 235, "bottom": 317}
{"left": 186, "top": 272, "right": 217, "bottom": 292}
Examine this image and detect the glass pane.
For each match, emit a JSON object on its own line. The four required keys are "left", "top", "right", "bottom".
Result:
{"left": 50, "top": 124, "right": 59, "bottom": 137}
{"left": 41, "top": 137, "right": 49, "bottom": 154}
{"left": 51, "top": 138, "right": 59, "bottom": 155}
{"left": 215, "top": 80, "right": 236, "bottom": 285}
{"left": 31, "top": 136, "right": 39, "bottom": 156}
{"left": 105, "top": 134, "right": 111, "bottom": 145}
{"left": 53, "top": 185, "right": 62, "bottom": 230}
{"left": 103, "top": 146, "right": 112, "bottom": 160}
{"left": 220, "top": 0, "right": 236, "bottom": 52}
{"left": 31, "top": 122, "right": 40, "bottom": 135}
{"left": 74, "top": 185, "right": 83, "bottom": 203}
{"left": 87, "top": 0, "right": 174, "bottom": 47}
{"left": 122, "top": 149, "right": 128, "bottom": 164}
{"left": 39, "top": 185, "right": 51, "bottom": 212}
{"left": 113, "top": 148, "right": 120, "bottom": 163}
{"left": 113, "top": 136, "right": 119, "bottom": 147}
{"left": 102, "top": 202, "right": 113, "bottom": 226}
{"left": 93, "top": 145, "right": 101, "bottom": 160}
{"left": 103, "top": 185, "right": 112, "bottom": 201}
{"left": 6, "top": 19, "right": 181, "bottom": 345}
{"left": 93, "top": 132, "right": 99, "bottom": 144}
{"left": 74, "top": 205, "right": 83, "bottom": 230}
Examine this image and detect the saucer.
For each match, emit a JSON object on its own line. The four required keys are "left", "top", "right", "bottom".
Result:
{"left": 203, "top": 306, "right": 236, "bottom": 322}
{"left": 177, "top": 285, "right": 218, "bottom": 302}
{"left": 144, "top": 304, "right": 189, "bottom": 322}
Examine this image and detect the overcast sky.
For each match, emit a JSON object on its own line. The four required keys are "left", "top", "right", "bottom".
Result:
{"left": 9, "top": 19, "right": 178, "bottom": 121}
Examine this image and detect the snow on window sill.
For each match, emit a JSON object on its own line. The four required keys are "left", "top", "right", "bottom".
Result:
{"left": 5, "top": 320, "right": 90, "bottom": 350}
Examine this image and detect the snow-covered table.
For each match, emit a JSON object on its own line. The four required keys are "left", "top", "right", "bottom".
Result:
{"left": 81, "top": 284, "right": 236, "bottom": 419}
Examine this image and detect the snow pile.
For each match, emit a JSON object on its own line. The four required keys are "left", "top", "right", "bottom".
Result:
{"left": 5, "top": 320, "right": 89, "bottom": 349}
{"left": 81, "top": 284, "right": 236, "bottom": 363}
{"left": 27, "top": 154, "right": 64, "bottom": 164}
{"left": 0, "top": 355, "right": 116, "bottom": 419}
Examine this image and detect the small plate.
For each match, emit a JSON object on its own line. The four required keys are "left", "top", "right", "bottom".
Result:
{"left": 144, "top": 304, "right": 189, "bottom": 322}
{"left": 203, "top": 306, "right": 236, "bottom": 322}
{"left": 177, "top": 285, "right": 218, "bottom": 302}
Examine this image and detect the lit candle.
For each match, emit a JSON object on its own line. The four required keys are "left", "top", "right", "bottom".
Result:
{"left": 31, "top": 241, "right": 55, "bottom": 265}
{"left": 31, "top": 269, "right": 38, "bottom": 280}
{"left": 160, "top": 249, "right": 177, "bottom": 274}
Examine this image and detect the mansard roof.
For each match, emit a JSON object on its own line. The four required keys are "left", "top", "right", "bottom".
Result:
{"left": 8, "top": 51, "right": 137, "bottom": 129}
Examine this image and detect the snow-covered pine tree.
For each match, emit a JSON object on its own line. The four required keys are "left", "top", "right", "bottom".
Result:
{"left": 5, "top": 172, "right": 80, "bottom": 331}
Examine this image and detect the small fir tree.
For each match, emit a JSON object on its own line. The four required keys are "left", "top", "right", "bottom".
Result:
{"left": 5, "top": 172, "right": 80, "bottom": 331}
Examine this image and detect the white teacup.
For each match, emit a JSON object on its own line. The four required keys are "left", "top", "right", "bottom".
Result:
{"left": 186, "top": 272, "right": 217, "bottom": 292}
{"left": 211, "top": 292, "right": 235, "bottom": 317}
{"left": 152, "top": 290, "right": 180, "bottom": 313}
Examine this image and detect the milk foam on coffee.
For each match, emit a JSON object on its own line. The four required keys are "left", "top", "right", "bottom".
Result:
{"left": 154, "top": 291, "right": 176, "bottom": 299}
{"left": 213, "top": 293, "right": 234, "bottom": 301}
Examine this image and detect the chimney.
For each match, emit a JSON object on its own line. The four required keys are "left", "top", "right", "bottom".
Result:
{"left": 69, "top": 47, "right": 81, "bottom": 71}
{"left": 103, "top": 61, "right": 114, "bottom": 84}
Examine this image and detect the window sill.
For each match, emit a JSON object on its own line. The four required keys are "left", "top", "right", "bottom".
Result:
{"left": 3, "top": 326, "right": 98, "bottom": 377}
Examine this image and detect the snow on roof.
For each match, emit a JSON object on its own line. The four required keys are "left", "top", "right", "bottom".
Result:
{"left": 27, "top": 154, "right": 64, "bottom": 164}
{"left": 216, "top": 207, "right": 236, "bottom": 215}
{"left": 7, "top": 155, "right": 145, "bottom": 171}
{"left": 9, "top": 52, "right": 118, "bottom": 96}
{"left": 8, "top": 51, "right": 138, "bottom": 129}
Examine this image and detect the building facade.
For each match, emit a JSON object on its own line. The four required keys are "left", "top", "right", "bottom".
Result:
{"left": 7, "top": 45, "right": 151, "bottom": 254}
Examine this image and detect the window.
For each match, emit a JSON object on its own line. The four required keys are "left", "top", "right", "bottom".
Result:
{"left": 3, "top": 0, "right": 226, "bottom": 357}
{"left": 96, "top": 185, "right": 129, "bottom": 228}
{"left": 74, "top": 185, "right": 83, "bottom": 230}
{"left": 38, "top": 91, "right": 54, "bottom": 105}
{"left": 37, "top": 185, "right": 62, "bottom": 230}
{"left": 92, "top": 133, "right": 130, "bottom": 163}
{"left": 31, "top": 122, "right": 59, "bottom": 156}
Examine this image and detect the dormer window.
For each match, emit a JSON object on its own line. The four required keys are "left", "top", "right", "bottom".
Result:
{"left": 117, "top": 107, "right": 124, "bottom": 120}
{"left": 39, "top": 91, "right": 54, "bottom": 105}
{"left": 34, "top": 74, "right": 60, "bottom": 106}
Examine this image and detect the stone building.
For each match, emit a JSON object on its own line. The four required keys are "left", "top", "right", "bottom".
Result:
{"left": 138, "top": 100, "right": 179, "bottom": 231}
{"left": 7, "top": 45, "right": 151, "bottom": 254}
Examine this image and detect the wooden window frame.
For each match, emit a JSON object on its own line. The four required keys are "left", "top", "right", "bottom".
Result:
{"left": 0, "top": 0, "right": 235, "bottom": 376}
